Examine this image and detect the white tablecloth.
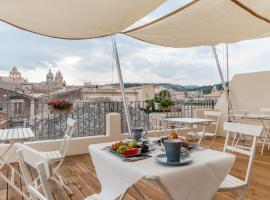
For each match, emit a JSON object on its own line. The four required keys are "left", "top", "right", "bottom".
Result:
{"left": 87, "top": 143, "right": 235, "bottom": 200}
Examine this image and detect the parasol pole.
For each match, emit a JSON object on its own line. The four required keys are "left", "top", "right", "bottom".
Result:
{"left": 211, "top": 46, "right": 232, "bottom": 111}
{"left": 111, "top": 35, "right": 132, "bottom": 138}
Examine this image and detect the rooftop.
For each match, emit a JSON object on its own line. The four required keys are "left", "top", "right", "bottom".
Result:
{"left": 1, "top": 137, "right": 269, "bottom": 200}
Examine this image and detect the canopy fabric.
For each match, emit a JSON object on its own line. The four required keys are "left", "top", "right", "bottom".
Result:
{"left": 124, "top": 0, "right": 270, "bottom": 48}
{"left": 0, "top": 0, "right": 164, "bottom": 39}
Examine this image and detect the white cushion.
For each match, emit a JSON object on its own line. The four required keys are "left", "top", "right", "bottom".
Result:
{"left": 219, "top": 175, "right": 247, "bottom": 191}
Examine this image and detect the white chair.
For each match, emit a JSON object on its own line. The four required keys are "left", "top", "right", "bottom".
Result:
{"left": 188, "top": 111, "right": 222, "bottom": 147}
{"left": 16, "top": 143, "right": 54, "bottom": 200}
{"left": 260, "top": 108, "right": 270, "bottom": 155}
{"left": 149, "top": 113, "right": 166, "bottom": 136}
{"left": 229, "top": 110, "right": 249, "bottom": 123}
{"left": 39, "top": 117, "right": 77, "bottom": 194}
{"left": 218, "top": 122, "right": 263, "bottom": 200}
{"left": 229, "top": 110, "right": 250, "bottom": 147}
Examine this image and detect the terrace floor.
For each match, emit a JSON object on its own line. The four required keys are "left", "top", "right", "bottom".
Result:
{"left": 0, "top": 137, "right": 270, "bottom": 200}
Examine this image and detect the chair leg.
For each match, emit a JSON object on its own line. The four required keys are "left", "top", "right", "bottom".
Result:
{"left": 152, "top": 178, "right": 175, "bottom": 200}
{"left": 261, "top": 135, "right": 267, "bottom": 155}
{"left": 50, "top": 176, "right": 73, "bottom": 195}
{"left": 232, "top": 133, "right": 237, "bottom": 147}
{"left": 237, "top": 187, "right": 247, "bottom": 200}
{"left": 197, "top": 134, "right": 204, "bottom": 145}
{"left": 55, "top": 171, "right": 68, "bottom": 185}
{"left": 209, "top": 136, "right": 217, "bottom": 148}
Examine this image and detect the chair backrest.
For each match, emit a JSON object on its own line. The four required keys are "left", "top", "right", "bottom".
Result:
{"left": 59, "top": 117, "right": 77, "bottom": 157}
{"left": 16, "top": 143, "right": 54, "bottom": 200}
{"left": 223, "top": 122, "right": 263, "bottom": 184}
{"left": 203, "top": 111, "right": 222, "bottom": 135}
{"left": 260, "top": 108, "right": 270, "bottom": 114}
{"left": 149, "top": 113, "right": 166, "bottom": 130}
{"left": 229, "top": 110, "right": 249, "bottom": 123}
{"left": 229, "top": 110, "right": 249, "bottom": 115}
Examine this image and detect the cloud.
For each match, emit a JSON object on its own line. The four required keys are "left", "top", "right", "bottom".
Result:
{"left": 0, "top": 0, "right": 270, "bottom": 86}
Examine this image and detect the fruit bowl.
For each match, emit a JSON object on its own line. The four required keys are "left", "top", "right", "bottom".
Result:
{"left": 110, "top": 140, "right": 149, "bottom": 158}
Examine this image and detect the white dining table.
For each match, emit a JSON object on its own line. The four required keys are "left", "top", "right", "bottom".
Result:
{"left": 87, "top": 142, "right": 235, "bottom": 200}
{"left": 164, "top": 117, "right": 215, "bottom": 124}
{"left": 164, "top": 117, "right": 215, "bottom": 134}
{"left": 0, "top": 128, "right": 35, "bottom": 199}
{"left": 227, "top": 113, "right": 270, "bottom": 136}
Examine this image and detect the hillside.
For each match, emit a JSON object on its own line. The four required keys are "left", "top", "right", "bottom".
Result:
{"left": 111, "top": 83, "right": 223, "bottom": 94}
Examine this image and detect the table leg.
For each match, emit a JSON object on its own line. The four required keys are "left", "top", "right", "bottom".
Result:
{"left": 149, "top": 178, "right": 175, "bottom": 200}
{"left": 198, "top": 131, "right": 205, "bottom": 145}
{"left": 154, "top": 178, "right": 174, "bottom": 200}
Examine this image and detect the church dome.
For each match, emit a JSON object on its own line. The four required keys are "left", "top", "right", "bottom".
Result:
{"left": 46, "top": 69, "right": 54, "bottom": 82}
{"left": 55, "top": 70, "right": 64, "bottom": 83}
{"left": 9, "top": 65, "right": 22, "bottom": 80}
{"left": 55, "top": 70, "right": 63, "bottom": 78}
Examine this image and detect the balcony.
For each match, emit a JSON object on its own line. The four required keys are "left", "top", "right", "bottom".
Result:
{"left": 1, "top": 137, "right": 269, "bottom": 200}
{"left": 0, "top": 100, "right": 214, "bottom": 141}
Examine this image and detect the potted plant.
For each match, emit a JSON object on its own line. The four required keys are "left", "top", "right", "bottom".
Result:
{"left": 154, "top": 90, "right": 173, "bottom": 111}
{"left": 142, "top": 90, "right": 174, "bottom": 114}
{"left": 47, "top": 98, "right": 73, "bottom": 114}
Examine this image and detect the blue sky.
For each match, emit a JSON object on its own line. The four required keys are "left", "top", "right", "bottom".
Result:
{"left": 0, "top": 0, "right": 270, "bottom": 86}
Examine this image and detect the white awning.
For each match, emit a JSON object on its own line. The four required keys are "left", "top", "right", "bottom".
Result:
{"left": 0, "top": 0, "right": 164, "bottom": 39}
{"left": 124, "top": 0, "right": 270, "bottom": 47}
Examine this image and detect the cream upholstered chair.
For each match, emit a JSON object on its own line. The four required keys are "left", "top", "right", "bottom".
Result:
{"left": 260, "top": 108, "right": 270, "bottom": 155}
{"left": 218, "top": 122, "right": 263, "bottom": 200}
{"left": 188, "top": 111, "right": 222, "bottom": 147}
{"left": 39, "top": 117, "right": 77, "bottom": 194}
{"left": 16, "top": 143, "right": 54, "bottom": 200}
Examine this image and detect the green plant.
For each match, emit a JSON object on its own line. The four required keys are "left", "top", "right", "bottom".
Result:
{"left": 142, "top": 90, "right": 173, "bottom": 113}
{"left": 159, "top": 90, "right": 171, "bottom": 99}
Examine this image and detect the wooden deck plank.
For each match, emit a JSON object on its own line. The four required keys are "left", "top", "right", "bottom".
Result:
{"left": 1, "top": 137, "right": 270, "bottom": 200}
{"left": 7, "top": 164, "right": 23, "bottom": 200}
{"left": 0, "top": 166, "right": 8, "bottom": 200}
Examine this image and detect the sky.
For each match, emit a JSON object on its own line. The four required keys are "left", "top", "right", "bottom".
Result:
{"left": 0, "top": 0, "right": 270, "bottom": 86}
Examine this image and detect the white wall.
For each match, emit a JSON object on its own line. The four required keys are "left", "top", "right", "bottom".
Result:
{"left": 215, "top": 70, "right": 270, "bottom": 135}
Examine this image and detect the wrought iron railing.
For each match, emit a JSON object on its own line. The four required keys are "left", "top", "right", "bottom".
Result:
{"left": 0, "top": 100, "right": 214, "bottom": 141}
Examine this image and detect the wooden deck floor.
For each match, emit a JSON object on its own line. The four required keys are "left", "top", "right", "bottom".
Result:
{"left": 0, "top": 137, "right": 270, "bottom": 200}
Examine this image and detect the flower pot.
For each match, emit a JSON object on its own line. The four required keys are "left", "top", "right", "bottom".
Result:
{"left": 154, "top": 103, "right": 161, "bottom": 111}
{"left": 48, "top": 105, "right": 71, "bottom": 115}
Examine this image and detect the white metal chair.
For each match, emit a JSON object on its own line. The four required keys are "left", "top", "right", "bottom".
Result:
{"left": 39, "top": 117, "right": 77, "bottom": 194}
{"left": 149, "top": 113, "right": 166, "bottom": 136}
{"left": 229, "top": 110, "right": 249, "bottom": 123}
{"left": 187, "top": 111, "right": 222, "bottom": 147}
{"left": 16, "top": 143, "right": 54, "bottom": 200}
{"left": 229, "top": 110, "right": 250, "bottom": 147}
{"left": 218, "top": 122, "right": 263, "bottom": 200}
{"left": 260, "top": 108, "right": 270, "bottom": 155}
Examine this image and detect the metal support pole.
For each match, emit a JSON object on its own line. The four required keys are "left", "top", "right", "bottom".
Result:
{"left": 111, "top": 36, "right": 132, "bottom": 137}
{"left": 211, "top": 46, "right": 232, "bottom": 110}
{"left": 225, "top": 44, "right": 230, "bottom": 114}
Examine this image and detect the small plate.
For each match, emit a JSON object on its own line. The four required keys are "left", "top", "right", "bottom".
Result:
{"left": 155, "top": 153, "right": 193, "bottom": 166}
